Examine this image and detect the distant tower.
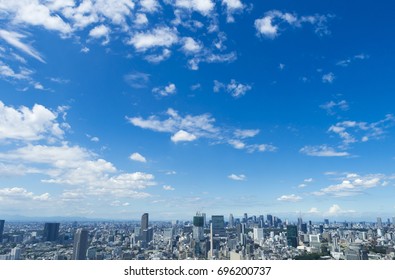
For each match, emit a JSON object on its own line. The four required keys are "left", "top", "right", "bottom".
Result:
{"left": 0, "top": 220, "right": 4, "bottom": 242}
{"left": 228, "top": 214, "right": 234, "bottom": 228}
{"left": 10, "top": 247, "right": 21, "bottom": 260}
{"left": 141, "top": 213, "right": 149, "bottom": 231}
{"left": 377, "top": 217, "right": 383, "bottom": 229}
{"left": 43, "top": 222, "right": 60, "bottom": 242}
{"left": 72, "top": 228, "right": 89, "bottom": 260}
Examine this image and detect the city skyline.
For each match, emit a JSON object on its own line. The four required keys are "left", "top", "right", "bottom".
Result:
{"left": 1, "top": 1, "right": 395, "bottom": 221}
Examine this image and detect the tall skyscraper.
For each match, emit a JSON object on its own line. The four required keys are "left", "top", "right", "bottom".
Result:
{"left": 193, "top": 213, "right": 204, "bottom": 242}
{"left": 228, "top": 214, "right": 234, "bottom": 228}
{"left": 286, "top": 225, "right": 298, "bottom": 248}
{"left": 377, "top": 217, "right": 383, "bottom": 229}
{"left": 0, "top": 220, "right": 4, "bottom": 243}
{"left": 141, "top": 213, "right": 149, "bottom": 231}
{"left": 72, "top": 228, "right": 89, "bottom": 260}
{"left": 43, "top": 222, "right": 60, "bottom": 242}
{"left": 267, "top": 214, "right": 273, "bottom": 227}
{"left": 211, "top": 215, "right": 226, "bottom": 237}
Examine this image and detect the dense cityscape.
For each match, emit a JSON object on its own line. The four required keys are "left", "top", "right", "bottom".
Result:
{"left": 1, "top": 213, "right": 395, "bottom": 260}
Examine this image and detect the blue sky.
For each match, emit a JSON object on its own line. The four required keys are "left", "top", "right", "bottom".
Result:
{"left": 1, "top": 0, "right": 395, "bottom": 221}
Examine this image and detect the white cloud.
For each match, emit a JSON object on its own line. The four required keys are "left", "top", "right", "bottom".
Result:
{"left": 152, "top": 83, "right": 177, "bottom": 96}
{"left": 328, "top": 115, "right": 395, "bottom": 147}
{"left": 90, "top": 136, "right": 99, "bottom": 142}
{"left": 140, "top": 0, "right": 160, "bottom": 12}
{"left": 134, "top": 13, "right": 148, "bottom": 25}
{"left": 130, "top": 152, "right": 147, "bottom": 163}
{"left": 182, "top": 37, "right": 203, "bottom": 53}
{"left": 313, "top": 173, "right": 385, "bottom": 197}
{"left": 228, "top": 139, "right": 245, "bottom": 149}
{"left": 171, "top": 130, "right": 197, "bottom": 142}
{"left": 127, "top": 108, "right": 273, "bottom": 152}
{"left": 2, "top": 1, "right": 72, "bottom": 34}
{"left": 228, "top": 174, "right": 246, "bottom": 181}
{"left": 0, "top": 62, "right": 33, "bottom": 80}
{"left": 163, "top": 185, "right": 175, "bottom": 191}
{"left": 320, "top": 100, "right": 349, "bottom": 115}
{"left": 327, "top": 204, "right": 355, "bottom": 216}
{"left": 0, "top": 187, "right": 50, "bottom": 201}
{"left": 89, "top": 24, "right": 110, "bottom": 44}
{"left": 234, "top": 129, "right": 260, "bottom": 139}
{"left": 0, "top": 143, "right": 156, "bottom": 198}
{"left": 81, "top": 46, "right": 90, "bottom": 53}
{"left": 213, "top": 79, "right": 252, "bottom": 98}
{"left": 255, "top": 10, "right": 330, "bottom": 39}
{"left": 173, "top": 0, "right": 215, "bottom": 16}
{"left": 254, "top": 16, "right": 278, "bottom": 39}
{"left": 0, "top": 30, "right": 45, "bottom": 63}
{"left": 124, "top": 72, "right": 150, "bottom": 88}
{"left": 322, "top": 72, "right": 335, "bottom": 83}
{"left": 277, "top": 194, "right": 302, "bottom": 202}
{"left": 222, "top": 0, "right": 245, "bottom": 23}
{"left": 145, "top": 49, "right": 172, "bottom": 63}
{"left": 128, "top": 26, "right": 179, "bottom": 51}
{"left": 0, "top": 101, "right": 65, "bottom": 141}
{"left": 337, "top": 53, "right": 369, "bottom": 67}
{"left": 304, "top": 178, "right": 313, "bottom": 183}
{"left": 300, "top": 145, "right": 349, "bottom": 157}
{"left": 308, "top": 207, "right": 320, "bottom": 214}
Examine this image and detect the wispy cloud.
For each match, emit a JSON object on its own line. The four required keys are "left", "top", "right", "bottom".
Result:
{"left": 127, "top": 108, "right": 274, "bottom": 152}
{"left": 213, "top": 79, "right": 252, "bottom": 98}
{"left": 0, "top": 30, "right": 45, "bottom": 63}
{"left": 300, "top": 145, "right": 349, "bottom": 157}
{"left": 255, "top": 10, "right": 331, "bottom": 39}
{"left": 277, "top": 194, "right": 302, "bottom": 202}
{"left": 130, "top": 152, "right": 147, "bottom": 163}
{"left": 228, "top": 174, "right": 246, "bottom": 181}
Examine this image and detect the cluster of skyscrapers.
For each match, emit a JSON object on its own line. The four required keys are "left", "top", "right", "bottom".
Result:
{"left": 1, "top": 214, "right": 395, "bottom": 260}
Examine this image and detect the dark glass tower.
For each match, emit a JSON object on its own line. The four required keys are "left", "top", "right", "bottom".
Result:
{"left": 141, "top": 213, "right": 149, "bottom": 231}
{"left": 43, "top": 222, "right": 60, "bottom": 242}
{"left": 0, "top": 220, "right": 4, "bottom": 242}
{"left": 286, "top": 225, "right": 298, "bottom": 248}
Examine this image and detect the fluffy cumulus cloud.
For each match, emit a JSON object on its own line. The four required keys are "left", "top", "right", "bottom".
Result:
{"left": 140, "top": 0, "right": 160, "bottom": 13}
{"left": 128, "top": 26, "right": 179, "bottom": 51}
{"left": 127, "top": 108, "right": 275, "bottom": 152}
{"left": 228, "top": 174, "right": 246, "bottom": 181}
{"left": 0, "top": 143, "right": 156, "bottom": 198}
{"left": 163, "top": 185, "right": 175, "bottom": 191}
{"left": 129, "top": 152, "right": 147, "bottom": 163}
{"left": 327, "top": 204, "right": 355, "bottom": 216}
{"left": 255, "top": 10, "right": 331, "bottom": 39}
{"left": 171, "top": 130, "right": 197, "bottom": 143}
{"left": 312, "top": 173, "right": 387, "bottom": 197}
{"left": 0, "top": 187, "right": 50, "bottom": 202}
{"left": 213, "top": 79, "right": 252, "bottom": 98}
{"left": 182, "top": 37, "right": 203, "bottom": 54}
{"left": 173, "top": 0, "right": 215, "bottom": 16}
{"left": 277, "top": 194, "right": 302, "bottom": 202}
{"left": 0, "top": 101, "right": 66, "bottom": 141}
{"left": 89, "top": 24, "right": 110, "bottom": 44}
{"left": 322, "top": 72, "right": 335, "bottom": 83}
{"left": 152, "top": 83, "right": 177, "bottom": 96}
{"left": 222, "top": 0, "right": 245, "bottom": 23}
{"left": 299, "top": 145, "right": 349, "bottom": 157}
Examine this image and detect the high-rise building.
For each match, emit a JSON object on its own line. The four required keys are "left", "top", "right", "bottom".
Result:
{"left": 72, "top": 228, "right": 89, "bottom": 260}
{"left": 0, "top": 220, "right": 4, "bottom": 242}
{"left": 211, "top": 215, "right": 226, "bottom": 237}
{"left": 286, "top": 225, "right": 298, "bottom": 248}
{"left": 141, "top": 213, "right": 149, "bottom": 231}
{"left": 267, "top": 215, "right": 273, "bottom": 227}
{"left": 193, "top": 214, "right": 204, "bottom": 242}
{"left": 43, "top": 222, "right": 60, "bottom": 242}
{"left": 253, "top": 227, "right": 264, "bottom": 243}
{"left": 10, "top": 247, "right": 21, "bottom": 260}
{"left": 377, "top": 217, "right": 383, "bottom": 229}
{"left": 228, "top": 214, "right": 234, "bottom": 228}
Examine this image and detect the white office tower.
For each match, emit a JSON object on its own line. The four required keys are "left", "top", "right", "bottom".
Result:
{"left": 11, "top": 247, "right": 21, "bottom": 260}
{"left": 253, "top": 227, "right": 264, "bottom": 244}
